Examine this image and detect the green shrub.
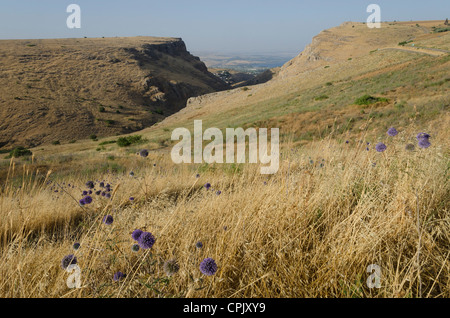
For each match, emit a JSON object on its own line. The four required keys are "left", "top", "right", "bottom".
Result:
{"left": 99, "top": 106, "right": 106, "bottom": 113}
{"left": 52, "top": 140, "right": 60, "bottom": 145}
{"left": 433, "top": 27, "right": 450, "bottom": 33}
{"left": 355, "top": 95, "right": 389, "bottom": 106}
{"left": 117, "top": 135, "right": 144, "bottom": 147}
{"left": 398, "top": 40, "right": 413, "bottom": 46}
{"left": 90, "top": 134, "right": 97, "bottom": 140}
{"left": 7, "top": 147, "right": 32, "bottom": 158}
{"left": 99, "top": 140, "right": 117, "bottom": 146}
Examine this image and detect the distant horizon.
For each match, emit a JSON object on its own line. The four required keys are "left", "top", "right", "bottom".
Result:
{"left": 1, "top": 0, "right": 449, "bottom": 54}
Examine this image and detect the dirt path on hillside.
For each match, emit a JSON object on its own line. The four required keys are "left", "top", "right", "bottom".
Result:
{"left": 379, "top": 47, "right": 447, "bottom": 57}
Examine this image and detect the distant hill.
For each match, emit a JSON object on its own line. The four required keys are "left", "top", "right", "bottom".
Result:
{"left": 1, "top": 20, "right": 449, "bottom": 162}
{"left": 142, "top": 20, "right": 449, "bottom": 148}
{"left": 0, "top": 37, "right": 228, "bottom": 149}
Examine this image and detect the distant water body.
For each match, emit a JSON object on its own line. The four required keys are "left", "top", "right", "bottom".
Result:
{"left": 193, "top": 51, "right": 298, "bottom": 70}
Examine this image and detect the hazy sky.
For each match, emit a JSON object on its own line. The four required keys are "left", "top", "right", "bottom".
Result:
{"left": 0, "top": 0, "right": 448, "bottom": 54}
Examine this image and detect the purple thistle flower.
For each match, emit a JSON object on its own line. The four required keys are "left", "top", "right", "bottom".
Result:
{"left": 105, "top": 193, "right": 111, "bottom": 199}
{"left": 216, "top": 190, "right": 221, "bottom": 195}
{"left": 196, "top": 241, "right": 203, "bottom": 249}
{"left": 387, "top": 127, "right": 398, "bottom": 137}
{"left": 113, "top": 271, "right": 126, "bottom": 282}
{"left": 196, "top": 174, "right": 200, "bottom": 178}
{"left": 95, "top": 190, "right": 101, "bottom": 195}
{"left": 102, "top": 215, "right": 113, "bottom": 225}
{"left": 83, "top": 196, "right": 93, "bottom": 204}
{"left": 139, "top": 149, "right": 149, "bottom": 158}
{"left": 204, "top": 183, "right": 211, "bottom": 190}
{"left": 79, "top": 199, "right": 86, "bottom": 206}
{"left": 131, "top": 229, "right": 143, "bottom": 241}
{"left": 416, "top": 132, "right": 430, "bottom": 141}
{"left": 99, "top": 182, "right": 105, "bottom": 188}
{"left": 129, "top": 197, "right": 134, "bottom": 201}
{"left": 82, "top": 191, "right": 88, "bottom": 196}
{"left": 138, "top": 232, "right": 156, "bottom": 249}
{"left": 199, "top": 258, "right": 218, "bottom": 276}
{"left": 61, "top": 254, "right": 77, "bottom": 270}
{"left": 345, "top": 140, "right": 349, "bottom": 144}
{"left": 101, "top": 192, "right": 106, "bottom": 197}
{"left": 418, "top": 139, "right": 431, "bottom": 149}
{"left": 85, "top": 181, "right": 95, "bottom": 189}
{"left": 375, "top": 142, "right": 387, "bottom": 152}
{"left": 73, "top": 242, "right": 81, "bottom": 250}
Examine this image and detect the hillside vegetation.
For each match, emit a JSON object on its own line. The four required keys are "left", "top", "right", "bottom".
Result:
{"left": 0, "top": 21, "right": 448, "bottom": 298}
{"left": 0, "top": 37, "right": 228, "bottom": 149}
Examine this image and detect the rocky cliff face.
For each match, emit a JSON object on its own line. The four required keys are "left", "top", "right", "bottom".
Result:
{"left": 0, "top": 36, "right": 228, "bottom": 149}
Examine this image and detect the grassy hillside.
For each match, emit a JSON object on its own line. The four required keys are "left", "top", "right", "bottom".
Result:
{"left": 0, "top": 36, "right": 228, "bottom": 150}
{"left": 0, "top": 21, "right": 448, "bottom": 298}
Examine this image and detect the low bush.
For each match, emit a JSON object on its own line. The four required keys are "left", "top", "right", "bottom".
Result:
{"left": 355, "top": 94, "right": 389, "bottom": 106}
{"left": 7, "top": 147, "right": 32, "bottom": 158}
{"left": 117, "top": 135, "right": 144, "bottom": 147}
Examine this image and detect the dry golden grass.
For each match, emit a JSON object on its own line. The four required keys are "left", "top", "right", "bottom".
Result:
{"left": 0, "top": 123, "right": 448, "bottom": 298}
